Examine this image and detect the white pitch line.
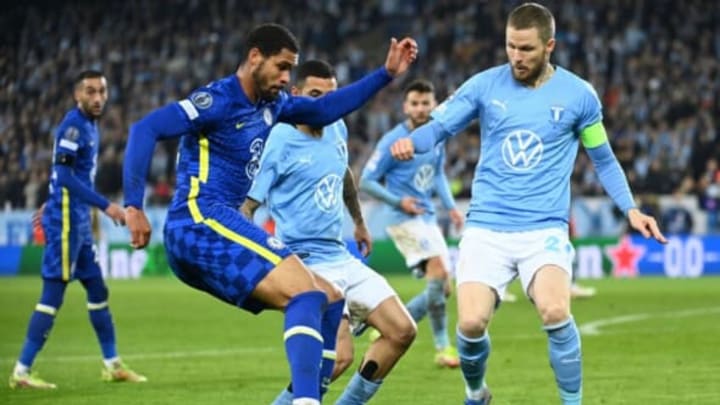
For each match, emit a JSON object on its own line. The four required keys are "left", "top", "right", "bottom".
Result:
{"left": 579, "top": 306, "right": 720, "bottom": 336}
{"left": 0, "top": 347, "right": 276, "bottom": 364}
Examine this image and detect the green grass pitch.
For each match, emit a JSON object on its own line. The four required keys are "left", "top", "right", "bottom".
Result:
{"left": 1, "top": 276, "right": 719, "bottom": 404}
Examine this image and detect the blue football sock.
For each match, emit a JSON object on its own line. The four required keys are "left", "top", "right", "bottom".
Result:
{"left": 320, "top": 299, "right": 345, "bottom": 397}
{"left": 284, "top": 291, "right": 327, "bottom": 402}
{"left": 82, "top": 277, "right": 117, "bottom": 360}
{"left": 457, "top": 329, "right": 490, "bottom": 398}
{"left": 18, "top": 279, "right": 67, "bottom": 368}
{"left": 335, "top": 371, "right": 382, "bottom": 405}
{"left": 426, "top": 279, "right": 449, "bottom": 349}
{"left": 544, "top": 317, "right": 582, "bottom": 405}
{"left": 405, "top": 291, "right": 427, "bottom": 323}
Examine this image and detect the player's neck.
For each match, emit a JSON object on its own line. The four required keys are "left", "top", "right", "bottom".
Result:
{"left": 236, "top": 69, "right": 259, "bottom": 104}
{"left": 296, "top": 124, "right": 322, "bottom": 138}
{"left": 529, "top": 63, "right": 555, "bottom": 88}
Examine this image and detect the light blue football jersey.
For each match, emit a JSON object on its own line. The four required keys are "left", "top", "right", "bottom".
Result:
{"left": 247, "top": 121, "right": 352, "bottom": 265}
{"left": 431, "top": 64, "right": 602, "bottom": 231}
{"left": 362, "top": 122, "right": 451, "bottom": 225}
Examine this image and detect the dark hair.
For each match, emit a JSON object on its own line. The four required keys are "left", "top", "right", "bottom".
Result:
{"left": 244, "top": 23, "right": 299, "bottom": 59}
{"left": 295, "top": 60, "right": 336, "bottom": 84}
{"left": 403, "top": 79, "right": 435, "bottom": 98}
{"left": 74, "top": 70, "right": 104, "bottom": 87}
{"left": 507, "top": 2, "right": 555, "bottom": 43}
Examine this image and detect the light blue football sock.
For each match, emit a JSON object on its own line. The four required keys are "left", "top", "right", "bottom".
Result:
{"left": 457, "top": 329, "right": 490, "bottom": 398}
{"left": 270, "top": 387, "right": 294, "bottom": 405}
{"left": 334, "top": 371, "right": 382, "bottom": 405}
{"left": 426, "top": 278, "right": 449, "bottom": 349}
{"left": 405, "top": 291, "right": 427, "bottom": 323}
{"left": 544, "top": 317, "right": 582, "bottom": 405}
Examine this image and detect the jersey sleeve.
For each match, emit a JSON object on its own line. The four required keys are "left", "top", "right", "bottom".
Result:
{"left": 53, "top": 124, "right": 86, "bottom": 165}
{"left": 576, "top": 80, "right": 603, "bottom": 132}
{"left": 434, "top": 145, "right": 456, "bottom": 210}
{"left": 361, "top": 134, "right": 395, "bottom": 181}
{"left": 175, "top": 83, "right": 230, "bottom": 133}
{"left": 430, "top": 72, "right": 486, "bottom": 134}
{"left": 247, "top": 128, "right": 285, "bottom": 204}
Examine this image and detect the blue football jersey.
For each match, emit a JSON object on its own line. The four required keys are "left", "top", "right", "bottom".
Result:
{"left": 248, "top": 121, "right": 351, "bottom": 265}
{"left": 45, "top": 107, "right": 101, "bottom": 235}
{"left": 362, "top": 122, "right": 450, "bottom": 225}
{"left": 431, "top": 64, "right": 602, "bottom": 231}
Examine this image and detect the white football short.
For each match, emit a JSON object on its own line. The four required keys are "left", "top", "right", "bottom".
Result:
{"left": 309, "top": 257, "right": 396, "bottom": 328}
{"left": 455, "top": 227, "right": 574, "bottom": 300}
{"left": 385, "top": 217, "right": 450, "bottom": 270}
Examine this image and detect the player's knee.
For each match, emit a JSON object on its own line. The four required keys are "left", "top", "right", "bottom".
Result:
{"left": 425, "top": 257, "right": 449, "bottom": 279}
{"left": 458, "top": 314, "right": 490, "bottom": 337}
{"left": 539, "top": 303, "right": 570, "bottom": 326}
{"left": 384, "top": 320, "right": 417, "bottom": 349}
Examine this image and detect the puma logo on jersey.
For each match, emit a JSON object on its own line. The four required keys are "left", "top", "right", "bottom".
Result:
{"left": 491, "top": 99, "right": 508, "bottom": 111}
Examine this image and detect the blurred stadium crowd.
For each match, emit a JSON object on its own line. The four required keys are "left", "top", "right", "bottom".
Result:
{"left": 1, "top": 0, "right": 719, "bottom": 231}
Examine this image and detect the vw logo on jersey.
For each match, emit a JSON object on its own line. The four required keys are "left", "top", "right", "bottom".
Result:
{"left": 501, "top": 130, "right": 543, "bottom": 171}
{"left": 263, "top": 108, "right": 273, "bottom": 126}
{"left": 314, "top": 174, "right": 343, "bottom": 213}
{"left": 414, "top": 164, "right": 435, "bottom": 191}
{"left": 245, "top": 138, "right": 265, "bottom": 179}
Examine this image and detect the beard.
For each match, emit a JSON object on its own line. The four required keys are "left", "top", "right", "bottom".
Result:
{"left": 82, "top": 101, "right": 104, "bottom": 118}
{"left": 252, "top": 63, "right": 282, "bottom": 101}
{"left": 409, "top": 115, "right": 430, "bottom": 129}
{"left": 512, "top": 52, "right": 547, "bottom": 85}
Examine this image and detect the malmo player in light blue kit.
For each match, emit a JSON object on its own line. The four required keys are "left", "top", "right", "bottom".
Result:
{"left": 391, "top": 3, "right": 667, "bottom": 404}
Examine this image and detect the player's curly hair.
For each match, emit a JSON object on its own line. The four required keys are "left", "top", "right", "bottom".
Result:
{"left": 243, "top": 23, "right": 299, "bottom": 59}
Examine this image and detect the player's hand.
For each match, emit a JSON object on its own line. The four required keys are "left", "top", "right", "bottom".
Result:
{"left": 32, "top": 203, "right": 46, "bottom": 232}
{"left": 104, "top": 203, "right": 126, "bottom": 226}
{"left": 449, "top": 208, "right": 465, "bottom": 230}
{"left": 354, "top": 223, "right": 373, "bottom": 257}
{"left": 384, "top": 37, "right": 418, "bottom": 77}
{"left": 390, "top": 138, "right": 415, "bottom": 160}
{"left": 399, "top": 197, "right": 425, "bottom": 215}
{"left": 126, "top": 206, "right": 152, "bottom": 249}
{"left": 627, "top": 208, "right": 667, "bottom": 244}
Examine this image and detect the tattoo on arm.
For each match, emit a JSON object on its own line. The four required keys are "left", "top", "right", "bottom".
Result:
{"left": 240, "top": 198, "right": 261, "bottom": 221}
{"left": 343, "top": 169, "right": 364, "bottom": 226}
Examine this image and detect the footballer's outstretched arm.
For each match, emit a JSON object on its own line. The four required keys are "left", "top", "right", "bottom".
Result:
{"left": 280, "top": 38, "right": 418, "bottom": 128}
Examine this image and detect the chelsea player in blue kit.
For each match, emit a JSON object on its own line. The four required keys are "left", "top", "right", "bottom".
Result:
{"left": 123, "top": 24, "right": 417, "bottom": 405}
{"left": 9, "top": 71, "right": 146, "bottom": 389}
{"left": 243, "top": 61, "right": 416, "bottom": 405}
{"left": 391, "top": 4, "right": 666, "bottom": 405}
{"left": 361, "top": 79, "right": 464, "bottom": 369}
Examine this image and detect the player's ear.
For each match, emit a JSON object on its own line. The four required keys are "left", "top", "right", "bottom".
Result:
{"left": 248, "top": 47, "right": 263, "bottom": 66}
{"left": 290, "top": 85, "right": 300, "bottom": 96}
{"left": 546, "top": 38, "right": 556, "bottom": 53}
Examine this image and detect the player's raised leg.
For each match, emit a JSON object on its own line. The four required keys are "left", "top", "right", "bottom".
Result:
{"left": 251, "top": 255, "right": 330, "bottom": 404}
{"left": 270, "top": 274, "right": 345, "bottom": 405}
{"left": 335, "top": 295, "right": 416, "bottom": 405}
{"left": 9, "top": 279, "right": 67, "bottom": 389}
{"left": 529, "top": 265, "right": 582, "bottom": 405}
